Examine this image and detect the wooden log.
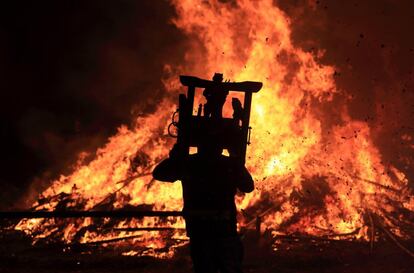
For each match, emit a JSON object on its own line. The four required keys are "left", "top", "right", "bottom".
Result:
{"left": 113, "top": 227, "right": 185, "bottom": 232}
{"left": 377, "top": 221, "right": 414, "bottom": 259}
{"left": 78, "top": 234, "right": 143, "bottom": 245}
{"left": 255, "top": 216, "right": 261, "bottom": 237}
{"left": 92, "top": 172, "right": 152, "bottom": 209}
{"left": 351, "top": 175, "right": 400, "bottom": 193}
{"left": 274, "top": 230, "right": 360, "bottom": 242}
{"left": 0, "top": 210, "right": 183, "bottom": 219}
{"left": 368, "top": 211, "right": 375, "bottom": 254}
{"left": 244, "top": 205, "right": 280, "bottom": 227}
{"left": 77, "top": 233, "right": 189, "bottom": 246}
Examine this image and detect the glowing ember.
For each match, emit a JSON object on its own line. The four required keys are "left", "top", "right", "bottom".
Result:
{"left": 15, "top": 0, "right": 413, "bottom": 256}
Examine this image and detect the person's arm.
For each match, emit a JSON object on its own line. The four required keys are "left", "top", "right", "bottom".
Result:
{"left": 227, "top": 146, "right": 254, "bottom": 193}
{"left": 235, "top": 166, "right": 254, "bottom": 193}
{"left": 227, "top": 158, "right": 254, "bottom": 193}
{"left": 152, "top": 158, "right": 182, "bottom": 182}
{"left": 152, "top": 144, "right": 186, "bottom": 182}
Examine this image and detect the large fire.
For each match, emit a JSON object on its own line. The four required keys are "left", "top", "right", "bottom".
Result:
{"left": 15, "top": 0, "right": 413, "bottom": 257}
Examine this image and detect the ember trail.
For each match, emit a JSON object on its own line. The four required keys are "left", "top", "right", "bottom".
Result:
{"left": 3, "top": 0, "right": 413, "bottom": 268}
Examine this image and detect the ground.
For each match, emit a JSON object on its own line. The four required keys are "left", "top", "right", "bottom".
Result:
{"left": 0, "top": 229, "right": 413, "bottom": 273}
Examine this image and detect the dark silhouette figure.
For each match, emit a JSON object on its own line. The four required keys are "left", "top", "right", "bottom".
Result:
{"left": 231, "top": 98, "right": 244, "bottom": 123}
{"left": 153, "top": 140, "right": 254, "bottom": 273}
{"left": 203, "top": 73, "right": 229, "bottom": 119}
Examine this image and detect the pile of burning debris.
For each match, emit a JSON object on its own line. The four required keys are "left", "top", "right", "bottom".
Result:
{"left": 1, "top": 170, "right": 413, "bottom": 260}
{"left": 1, "top": 1, "right": 414, "bottom": 271}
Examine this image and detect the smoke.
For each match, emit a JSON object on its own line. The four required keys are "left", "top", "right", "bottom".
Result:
{"left": 0, "top": 0, "right": 186, "bottom": 208}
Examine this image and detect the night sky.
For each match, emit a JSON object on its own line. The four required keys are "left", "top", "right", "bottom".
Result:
{"left": 1, "top": 0, "right": 413, "bottom": 208}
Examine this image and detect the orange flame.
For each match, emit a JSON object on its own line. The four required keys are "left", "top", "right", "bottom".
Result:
{"left": 16, "top": 0, "right": 413, "bottom": 256}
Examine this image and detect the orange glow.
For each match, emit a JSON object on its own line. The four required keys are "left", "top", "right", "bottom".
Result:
{"left": 16, "top": 0, "right": 413, "bottom": 256}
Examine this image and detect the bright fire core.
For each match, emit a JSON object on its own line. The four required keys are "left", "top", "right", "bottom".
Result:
{"left": 16, "top": 0, "right": 414, "bottom": 258}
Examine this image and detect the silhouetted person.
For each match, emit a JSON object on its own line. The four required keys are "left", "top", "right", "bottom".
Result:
{"left": 153, "top": 141, "right": 254, "bottom": 273}
{"left": 203, "top": 73, "right": 229, "bottom": 119}
{"left": 231, "top": 98, "right": 244, "bottom": 123}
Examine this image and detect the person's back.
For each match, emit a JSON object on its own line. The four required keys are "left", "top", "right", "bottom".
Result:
{"left": 153, "top": 143, "right": 253, "bottom": 273}
{"left": 181, "top": 153, "right": 239, "bottom": 238}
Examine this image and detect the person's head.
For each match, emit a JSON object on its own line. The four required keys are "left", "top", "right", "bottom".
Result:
{"left": 212, "top": 73, "right": 223, "bottom": 82}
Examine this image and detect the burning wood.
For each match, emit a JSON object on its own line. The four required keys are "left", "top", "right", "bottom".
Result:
{"left": 367, "top": 211, "right": 375, "bottom": 253}
{"left": 9, "top": 0, "right": 414, "bottom": 262}
{"left": 373, "top": 214, "right": 414, "bottom": 259}
{"left": 0, "top": 210, "right": 182, "bottom": 219}
{"left": 113, "top": 227, "right": 185, "bottom": 232}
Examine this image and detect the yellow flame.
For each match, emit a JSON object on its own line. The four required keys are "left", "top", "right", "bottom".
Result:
{"left": 16, "top": 0, "right": 414, "bottom": 255}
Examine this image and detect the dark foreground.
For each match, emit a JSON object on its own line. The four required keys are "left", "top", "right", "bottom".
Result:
{"left": 0, "top": 229, "right": 413, "bottom": 273}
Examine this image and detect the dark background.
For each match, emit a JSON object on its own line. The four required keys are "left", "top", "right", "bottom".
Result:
{"left": 0, "top": 0, "right": 413, "bottom": 208}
